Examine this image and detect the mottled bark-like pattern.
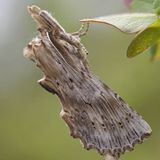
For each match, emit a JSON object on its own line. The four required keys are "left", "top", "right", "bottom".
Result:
{"left": 24, "top": 5, "right": 151, "bottom": 159}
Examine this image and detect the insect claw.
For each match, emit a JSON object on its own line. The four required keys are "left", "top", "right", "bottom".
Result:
{"left": 72, "top": 22, "right": 90, "bottom": 37}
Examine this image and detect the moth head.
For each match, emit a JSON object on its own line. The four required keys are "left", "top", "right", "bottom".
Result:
{"left": 27, "top": 5, "right": 65, "bottom": 34}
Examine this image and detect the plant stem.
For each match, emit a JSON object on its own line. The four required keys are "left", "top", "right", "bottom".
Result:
{"left": 104, "top": 155, "right": 118, "bottom": 160}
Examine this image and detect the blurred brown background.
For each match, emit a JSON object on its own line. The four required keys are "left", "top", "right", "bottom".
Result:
{"left": 0, "top": 0, "right": 159, "bottom": 160}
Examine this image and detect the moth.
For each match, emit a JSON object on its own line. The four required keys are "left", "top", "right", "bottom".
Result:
{"left": 23, "top": 5, "right": 152, "bottom": 160}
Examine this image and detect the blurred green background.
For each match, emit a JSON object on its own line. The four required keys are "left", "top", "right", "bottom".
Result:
{"left": 0, "top": 0, "right": 159, "bottom": 160}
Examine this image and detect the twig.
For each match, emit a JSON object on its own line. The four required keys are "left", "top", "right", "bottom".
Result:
{"left": 104, "top": 155, "right": 118, "bottom": 160}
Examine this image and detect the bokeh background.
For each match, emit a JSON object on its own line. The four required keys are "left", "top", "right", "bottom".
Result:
{"left": 0, "top": 0, "right": 159, "bottom": 160}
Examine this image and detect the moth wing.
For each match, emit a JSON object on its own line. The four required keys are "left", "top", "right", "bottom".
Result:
{"left": 60, "top": 83, "right": 151, "bottom": 158}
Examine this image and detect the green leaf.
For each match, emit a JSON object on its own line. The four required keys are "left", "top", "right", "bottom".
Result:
{"left": 150, "top": 40, "right": 160, "bottom": 60}
{"left": 127, "top": 19, "right": 160, "bottom": 58}
{"left": 81, "top": 13, "right": 157, "bottom": 34}
{"left": 132, "top": 0, "right": 160, "bottom": 15}
{"left": 131, "top": 0, "right": 155, "bottom": 12}
{"left": 153, "top": 0, "right": 160, "bottom": 8}
{"left": 153, "top": 0, "right": 160, "bottom": 15}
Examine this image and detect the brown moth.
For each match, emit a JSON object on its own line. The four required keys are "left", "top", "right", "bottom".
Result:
{"left": 23, "top": 5, "right": 152, "bottom": 160}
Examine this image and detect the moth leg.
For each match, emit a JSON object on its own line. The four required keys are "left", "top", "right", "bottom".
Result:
{"left": 59, "top": 22, "right": 89, "bottom": 48}
{"left": 72, "top": 22, "right": 90, "bottom": 37}
{"left": 59, "top": 30, "right": 89, "bottom": 60}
